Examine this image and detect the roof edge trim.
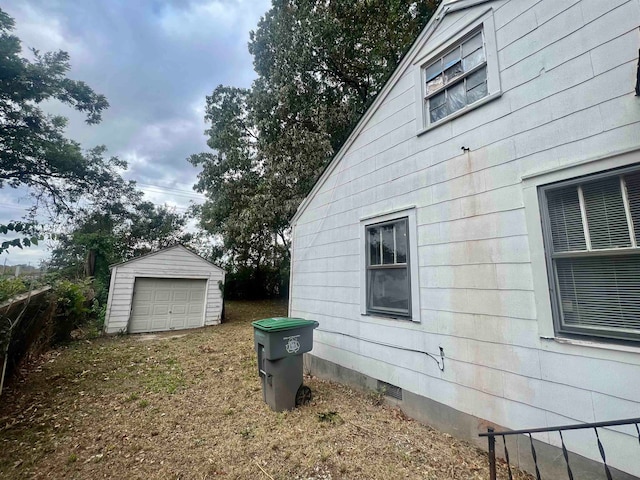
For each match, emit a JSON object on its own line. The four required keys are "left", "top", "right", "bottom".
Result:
{"left": 109, "top": 244, "right": 225, "bottom": 273}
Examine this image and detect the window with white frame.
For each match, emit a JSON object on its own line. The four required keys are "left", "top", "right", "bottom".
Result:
{"left": 540, "top": 166, "right": 640, "bottom": 342}
{"left": 424, "top": 29, "right": 488, "bottom": 124}
{"left": 365, "top": 217, "right": 411, "bottom": 318}
{"left": 414, "top": 10, "right": 501, "bottom": 133}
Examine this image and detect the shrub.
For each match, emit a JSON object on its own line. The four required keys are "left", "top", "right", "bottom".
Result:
{"left": 87, "top": 299, "right": 107, "bottom": 337}
{"left": 223, "top": 262, "right": 289, "bottom": 300}
{"left": 0, "top": 278, "right": 27, "bottom": 304}
{"left": 53, "top": 279, "right": 92, "bottom": 343}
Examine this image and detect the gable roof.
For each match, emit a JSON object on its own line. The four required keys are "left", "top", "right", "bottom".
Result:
{"left": 290, "top": 0, "right": 495, "bottom": 225}
{"left": 109, "top": 244, "right": 225, "bottom": 272}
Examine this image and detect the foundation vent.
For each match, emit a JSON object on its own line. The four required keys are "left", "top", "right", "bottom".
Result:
{"left": 377, "top": 380, "right": 402, "bottom": 400}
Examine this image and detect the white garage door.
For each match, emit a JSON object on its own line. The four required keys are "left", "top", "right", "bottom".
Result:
{"left": 129, "top": 278, "right": 206, "bottom": 333}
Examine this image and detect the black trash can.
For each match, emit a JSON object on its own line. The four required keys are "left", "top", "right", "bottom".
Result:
{"left": 252, "top": 317, "right": 319, "bottom": 412}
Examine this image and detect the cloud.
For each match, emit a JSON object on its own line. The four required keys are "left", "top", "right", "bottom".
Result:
{"left": 7, "top": 2, "right": 91, "bottom": 64}
{"left": 158, "top": 0, "right": 247, "bottom": 39}
{"left": 1, "top": 0, "right": 271, "bottom": 265}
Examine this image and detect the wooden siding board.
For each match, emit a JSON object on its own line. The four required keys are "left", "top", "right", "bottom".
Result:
{"left": 591, "top": 392, "right": 640, "bottom": 431}
{"left": 561, "top": 421, "right": 640, "bottom": 475}
{"left": 580, "top": 0, "right": 636, "bottom": 24}
{"left": 599, "top": 93, "right": 640, "bottom": 131}
{"left": 548, "top": 63, "right": 635, "bottom": 121}
{"left": 495, "top": 3, "right": 539, "bottom": 49}
{"left": 494, "top": 0, "right": 541, "bottom": 29}
{"left": 539, "top": 351, "right": 640, "bottom": 402}
{"left": 499, "top": 2, "right": 584, "bottom": 69}
{"left": 548, "top": 121, "right": 640, "bottom": 169}
{"left": 420, "top": 287, "right": 536, "bottom": 320}
{"left": 505, "top": 52, "right": 594, "bottom": 112}
{"left": 500, "top": 1, "right": 640, "bottom": 92}
{"left": 418, "top": 235, "right": 532, "bottom": 266}
{"left": 502, "top": 371, "right": 596, "bottom": 423}
{"left": 591, "top": 30, "right": 640, "bottom": 76}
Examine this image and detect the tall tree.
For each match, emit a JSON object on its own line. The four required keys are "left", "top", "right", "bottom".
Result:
{"left": 0, "top": 7, "right": 125, "bottom": 252}
{"left": 191, "top": 0, "right": 439, "bottom": 291}
{"left": 50, "top": 196, "right": 192, "bottom": 303}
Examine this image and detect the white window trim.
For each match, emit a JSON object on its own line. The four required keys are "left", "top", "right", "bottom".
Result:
{"left": 359, "top": 206, "right": 420, "bottom": 322}
{"left": 413, "top": 8, "right": 501, "bottom": 135}
{"left": 522, "top": 147, "right": 640, "bottom": 343}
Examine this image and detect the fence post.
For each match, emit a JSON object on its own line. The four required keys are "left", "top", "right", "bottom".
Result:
{"left": 488, "top": 427, "right": 496, "bottom": 480}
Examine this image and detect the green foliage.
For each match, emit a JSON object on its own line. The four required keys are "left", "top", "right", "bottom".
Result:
{"left": 49, "top": 198, "right": 192, "bottom": 310}
{"left": 223, "top": 262, "right": 288, "bottom": 300}
{"left": 52, "top": 279, "right": 91, "bottom": 343}
{"left": 86, "top": 299, "right": 107, "bottom": 338}
{"left": 0, "top": 277, "right": 27, "bottom": 303}
{"left": 0, "top": 8, "right": 129, "bottom": 253}
{"left": 191, "top": 1, "right": 439, "bottom": 296}
{"left": 0, "top": 222, "right": 40, "bottom": 253}
{"left": 317, "top": 411, "right": 343, "bottom": 424}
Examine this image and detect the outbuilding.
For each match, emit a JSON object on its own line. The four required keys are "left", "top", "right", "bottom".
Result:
{"left": 104, "top": 245, "right": 225, "bottom": 334}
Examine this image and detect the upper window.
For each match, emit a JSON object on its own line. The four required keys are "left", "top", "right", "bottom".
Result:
{"left": 365, "top": 217, "right": 410, "bottom": 318}
{"left": 414, "top": 11, "right": 501, "bottom": 133}
{"left": 541, "top": 167, "right": 640, "bottom": 343}
{"left": 424, "top": 30, "right": 488, "bottom": 124}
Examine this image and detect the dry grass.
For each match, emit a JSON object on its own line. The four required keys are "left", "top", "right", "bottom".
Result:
{"left": 0, "top": 300, "right": 531, "bottom": 479}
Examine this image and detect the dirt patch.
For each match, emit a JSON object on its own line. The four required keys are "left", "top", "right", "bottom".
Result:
{"left": 136, "top": 333, "right": 189, "bottom": 342}
{"left": 0, "top": 299, "right": 530, "bottom": 479}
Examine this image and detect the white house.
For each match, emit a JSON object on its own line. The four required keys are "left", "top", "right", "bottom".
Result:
{"left": 289, "top": 0, "right": 640, "bottom": 477}
{"left": 104, "top": 245, "right": 225, "bottom": 334}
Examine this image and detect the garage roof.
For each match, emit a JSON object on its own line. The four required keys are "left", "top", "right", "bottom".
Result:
{"left": 109, "top": 244, "right": 225, "bottom": 272}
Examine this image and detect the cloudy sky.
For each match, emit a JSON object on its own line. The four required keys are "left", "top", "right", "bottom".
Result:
{"left": 0, "top": 0, "right": 271, "bottom": 266}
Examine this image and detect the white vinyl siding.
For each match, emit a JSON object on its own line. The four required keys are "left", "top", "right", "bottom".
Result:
{"left": 541, "top": 166, "right": 640, "bottom": 342}
{"left": 291, "top": 0, "right": 640, "bottom": 476}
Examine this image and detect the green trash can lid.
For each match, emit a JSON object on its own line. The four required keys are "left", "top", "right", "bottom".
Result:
{"left": 252, "top": 317, "right": 319, "bottom": 332}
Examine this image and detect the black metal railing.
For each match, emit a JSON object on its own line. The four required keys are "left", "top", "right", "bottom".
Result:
{"left": 479, "top": 417, "right": 640, "bottom": 480}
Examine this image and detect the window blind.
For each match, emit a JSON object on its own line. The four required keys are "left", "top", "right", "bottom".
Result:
{"left": 544, "top": 168, "right": 640, "bottom": 342}
{"left": 547, "top": 187, "right": 586, "bottom": 252}
{"left": 582, "top": 177, "right": 631, "bottom": 249}
{"left": 556, "top": 255, "right": 640, "bottom": 332}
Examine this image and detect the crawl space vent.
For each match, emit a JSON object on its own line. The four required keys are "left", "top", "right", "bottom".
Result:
{"left": 377, "top": 380, "right": 402, "bottom": 400}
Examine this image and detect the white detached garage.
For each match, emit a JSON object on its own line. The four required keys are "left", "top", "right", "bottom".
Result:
{"left": 104, "top": 245, "right": 225, "bottom": 334}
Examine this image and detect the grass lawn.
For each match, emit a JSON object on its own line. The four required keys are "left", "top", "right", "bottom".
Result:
{"left": 0, "top": 300, "right": 530, "bottom": 479}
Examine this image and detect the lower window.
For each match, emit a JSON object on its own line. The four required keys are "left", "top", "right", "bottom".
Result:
{"left": 365, "top": 217, "right": 410, "bottom": 318}
{"left": 540, "top": 166, "right": 640, "bottom": 342}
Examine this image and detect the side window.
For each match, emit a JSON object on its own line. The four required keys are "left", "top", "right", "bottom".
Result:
{"left": 414, "top": 11, "right": 501, "bottom": 133}
{"left": 424, "top": 30, "right": 488, "bottom": 124}
{"left": 365, "top": 217, "right": 411, "bottom": 318}
{"left": 541, "top": 168, "right": 640, "bottom": 342}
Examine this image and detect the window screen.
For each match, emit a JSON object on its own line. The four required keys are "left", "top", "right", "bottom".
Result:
{"left": 542, "top": 168, "right": 640, "bottom": 342}
{"left": 366, "top": 218, "right": 410, "bottom": 317}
